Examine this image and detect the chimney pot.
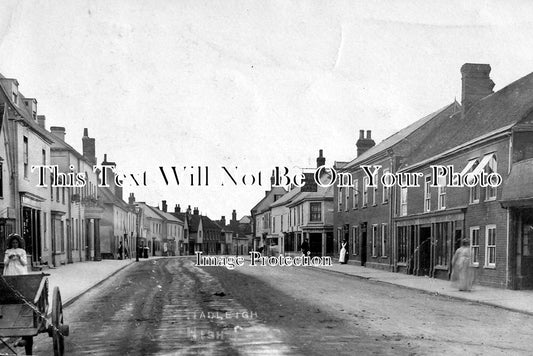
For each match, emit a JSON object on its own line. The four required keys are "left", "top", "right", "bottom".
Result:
{"left": 356, "top": 129, "right": 376, "bottom": 157}
{"left": 359, "top": 130, "right": 364, "bottom": 139}
{"left": 366, "top": 130, "right": 371, "bottom": 139}
{"left": 37, "top": 115, "right": 46, "bottom": 128}
{"left": 316, "top": 149, "right": 326, "bottom": 168}
{"left": 461, "top": 63, "right": 495, "bottom": 114}
{"left": 50, "top": 126, "right": 66, "bottom": 142}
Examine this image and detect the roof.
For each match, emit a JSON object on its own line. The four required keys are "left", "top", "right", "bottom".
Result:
{"left": 0, "top": 74, "right": 55, "bottom": 144}
{"left": 138, "top": 202, "right": 164, "bottom": 220}
{"left": 99, "top": 186, "right": 130, "bottom": 210}
{"left": 501, "top": 158, "right": 533, "bottom": 207}
{"left": 251, "top": 187, "right": 287, "bottom": 214}
{"left": 344, "top": 102, "right": 461, "bottom": 169}
{"left": 288, "top": 184, "right": 333, "bottom": 206}
{"left": 150, "top": 207, "right": 183, "bottom": 224}
{"left": 201, "top": 215, "right": 222, "bottom": 231}
{"left": 405, "top": 72, "right": 533, "bottom": 167}
{"left": 270, "top": 186, "right": 301, "bottom": 208}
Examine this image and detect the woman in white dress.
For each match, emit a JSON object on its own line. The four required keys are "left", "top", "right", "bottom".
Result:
{"left": 339, "top": 239, "right": 347, "bottom": 264}
{"left": 3, "top": 234, "right": 28, "bottom": 276}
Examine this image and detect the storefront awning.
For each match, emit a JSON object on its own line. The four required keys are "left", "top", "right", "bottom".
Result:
{"left": 501, "top": 159, "right": 533, "bottom": 208}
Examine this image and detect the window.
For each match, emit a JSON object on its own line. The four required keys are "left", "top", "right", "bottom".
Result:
{"left": 353, "top": 179, "right": 359, "bottom": 209}
{"left": 310, "top": 202, "right": 322, "bottom": 222}
{"left": 382, "top": 169, "right": 390, "bottom": 203}
{"left": 400, "top": 187, "right": 408, "bottom": 216}
{"left": 272, "top": 216, "right": 275, "bottom": 233}
{"left": 373, "top": 184, "right": 378, "bottom": 206}
{"left": 424, "top": 176, "right": 431, "bottom": 212}
{"left": 371, "top": 225, "right": 378, "bottom": 257}
{"left": 23, "top": 136, "right": 28, "bottom": 178}
{"left": 381, "top": 223, "right": 388, "bottom": 257}
{"left": 485, "top": 225, "right": 496, "bottom": 267}
{"left": 485, "top": 155, "right": 497, "bottom": 200}
{"left": 344, "top": 187, "right": 349, "bottom": 211}
{"left": 470, "top": 227, "right": 480, "bottom": 266}
{"left": 469, "top": 160, "right": 480, "bottom": 204}
{"left": 352, "top": 225, "right": 358, "bottom": 255}
{"left": 437, "top": 176, "right": 446, "bottom": 210}
{"left": 337, "top": 187, "right": 342, "bottom": 212}
{"left": 12, "top": 92, "right": 18, "bottom": 105}
{"left": 363, "top": 177, "right": 369, "bottom": 206}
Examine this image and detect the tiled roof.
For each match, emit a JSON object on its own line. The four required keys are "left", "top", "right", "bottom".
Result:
{"left": 201, "top": 216, "right": 222, "bottom": 231}
{"left": 405, "top": 72, "right": 533, "bottom": 167}
{"left": 251, "top": 187, "right": 287, "bottom": 214}
{"left": 344, "top": 102, "right": 460, "bottom": 169}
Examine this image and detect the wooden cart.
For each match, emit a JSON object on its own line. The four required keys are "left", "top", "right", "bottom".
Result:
{"left": 0, "top": 273, "right": 69, "bottom": 355}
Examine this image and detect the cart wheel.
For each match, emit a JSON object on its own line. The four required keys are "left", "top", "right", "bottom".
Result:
{"left": 52, "top": 287, "right": 67, "bottom": 356}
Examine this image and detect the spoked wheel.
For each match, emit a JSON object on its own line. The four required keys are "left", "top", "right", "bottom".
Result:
{"left": 51, "top": 287, "right": 69, "bottom": 356}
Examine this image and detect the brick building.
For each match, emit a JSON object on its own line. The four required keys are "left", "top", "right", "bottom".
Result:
{"left": 334, "top": 63, "right": 533, "bottom": 289}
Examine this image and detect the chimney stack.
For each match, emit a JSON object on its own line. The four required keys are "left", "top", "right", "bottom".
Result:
{"left": 187, "top": 205, "right": 191, "bottom": 214}
{"left": 232, "top": 209, "right": 237, "bottom": 223}
{"left": 175, "top": 204, "right": 181, "bottom": 213}
{"left": 316, "top": 149, "right": 326, "bottom": 168}
{"left": 461, "top": 63, "right": 495, "bottom": 114}
{"left": 356, "top": 129, "right": 376, "bottom": 157}
{"left": 193, "top": 207, "right": 199, "bottom": 215}
{"left": 128, "top": 192, "right": 135, "bottom": 205}
{"left": 162, "top": 200, "right": 167, "bottom": 212}
{"left": 82, "top": 128, "right": 96, "bottom": 165}
{"left": 50, "top": 126, "right": 66, "bottom": 142}
{"left": 37, "top": 114, "right": 46, "bottom": 128}
{"left": 221, "top": 216, "right": 226, "bottom": 227}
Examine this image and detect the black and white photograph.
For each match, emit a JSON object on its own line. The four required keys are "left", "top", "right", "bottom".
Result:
{"left": 1, "top": 1, "right": 533, "bottom": 355}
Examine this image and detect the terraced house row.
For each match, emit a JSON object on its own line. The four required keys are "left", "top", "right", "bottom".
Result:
{"left": 333, "top": 63, "right": 533, "bottom": 290}
{"left": 0, "top": 74, "right": 200, "bottom": 269}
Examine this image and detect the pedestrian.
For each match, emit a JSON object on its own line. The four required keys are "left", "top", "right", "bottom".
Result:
{"left": 300, "top": 238, "right": 310, "bottom": 257}
{"left": 3, "top": 234, "right": 28, "bottom": 276}
{"left": 450, "top": 239, "right": 475, "bottom": 291}
{"left": 118, "top": 241, "right": 124, "bottom": 260}
{"left": 339, "top": 239, "right": 348, "bottom": 264}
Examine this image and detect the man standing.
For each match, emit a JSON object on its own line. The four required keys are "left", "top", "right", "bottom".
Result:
{"left": 300, "top": 238, "right": 310, "bottom": 257}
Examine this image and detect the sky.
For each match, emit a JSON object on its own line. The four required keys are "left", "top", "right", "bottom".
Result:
{"left": 1, "top": 0, "right": 533, "bottom": 219}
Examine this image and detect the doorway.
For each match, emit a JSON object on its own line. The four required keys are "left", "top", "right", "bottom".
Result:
{"left": 360, "top": 222, "right": 367, "bottom": 266}
{"left": 419, "top": 226, "right": 431, "bottom": 276}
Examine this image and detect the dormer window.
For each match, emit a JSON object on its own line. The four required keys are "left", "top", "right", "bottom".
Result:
{"left": 12, "top": 92, "right": 18, "bottom": 105}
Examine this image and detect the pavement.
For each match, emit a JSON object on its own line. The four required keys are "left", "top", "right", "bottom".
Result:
{"left": 311, "top": 258, "right": 533, "bottom": 316}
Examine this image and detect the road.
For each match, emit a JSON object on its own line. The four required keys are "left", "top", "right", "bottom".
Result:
{"left": 30, "top": 257, "right": 533, "bottom": 355}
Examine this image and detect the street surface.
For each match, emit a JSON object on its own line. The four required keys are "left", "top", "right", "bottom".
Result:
{"left": 29, "top": 257, "right": 533, "bottom": 355}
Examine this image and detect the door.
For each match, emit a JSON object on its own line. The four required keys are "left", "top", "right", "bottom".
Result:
{"left": 419, "top": 226, "right": 432, "bottom": 276}
{"left": 360, "top": 222, "right": 367, "bottom": 266}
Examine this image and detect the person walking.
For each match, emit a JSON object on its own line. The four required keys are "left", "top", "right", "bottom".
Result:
{"left": 3, "top": 234, "right": 28, "bottom": 276}
{"left": 339, "top": 239, "right": 348, "bottom": 264}
{"left": 450, "top": 239, "right": 475, "bottom": 291}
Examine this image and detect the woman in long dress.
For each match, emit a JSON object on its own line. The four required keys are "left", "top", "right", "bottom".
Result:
{"left": 339, "top": 239, "right": 347, "bottom": 264}
{"left": 3, "top": 234, "right": 28, "bottom": 276}
{"left": 451, "top": 240, "right": 475, "bottom": 291}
